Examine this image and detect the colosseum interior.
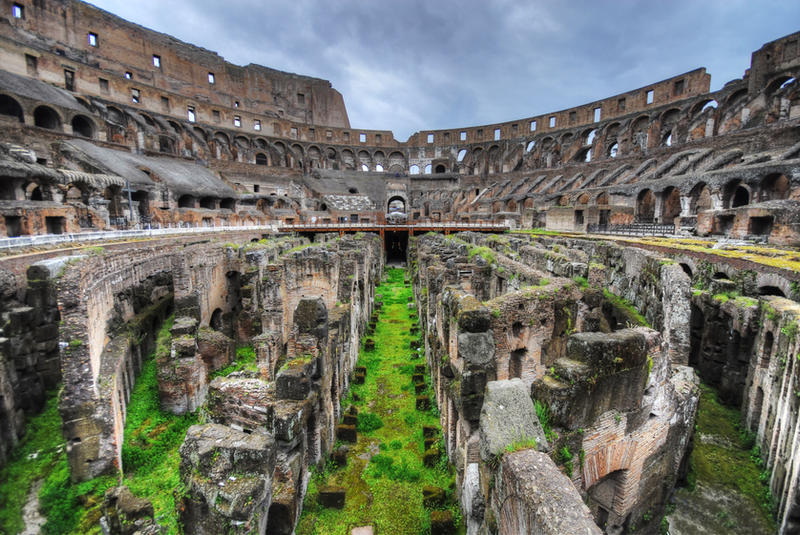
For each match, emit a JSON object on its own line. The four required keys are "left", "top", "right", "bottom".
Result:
{"left": 0, "top": 1, "right": 799, "bottom": 534}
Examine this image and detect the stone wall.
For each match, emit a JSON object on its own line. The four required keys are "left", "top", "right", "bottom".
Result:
{"left": 411, "top": 232, "right": 700, "bottom": 534}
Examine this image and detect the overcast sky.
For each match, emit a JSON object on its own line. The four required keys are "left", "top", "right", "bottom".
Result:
{"left": 88, "top": 0, "right": 800, "bottom": 142}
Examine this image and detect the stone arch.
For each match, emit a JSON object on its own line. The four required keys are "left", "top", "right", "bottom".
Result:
{"left": 723, "top": 179, "right": 750, "bottom": 208}
{"left": 255, "top": 152, "right": 269, "bottom": 166}
{"left": 765, "top": 75, "right": 796, "bottom": 96}
{"left": 0, "top": 94, "right": 24, "bottom": 122}
{"left": 691, "top": 99, "right": 718, "bottom": 118}
{"left": 688, "top": 182, "right": 712, "bottom": 214}
{"left": 158, "top": 134, "right": 175, "bottom": 154}
{"left": 596, "top": 192, "right": 609, "bottom": 205}
{"left": 387, "top": 151, "right": 406, "bottom": 173}
{"left": 70, "top": 114, "right": 95, "bottom": 138}
{"left": 434, "top": 164, "right": 446, "bottom": 173}
{"left": 759, "top": 172, "right": 790, "bottom": 201}
{"left": 25, "top": 181, "right": 44, "bottom": 201}
{"left": 409, "top": 164, "right": 420, "bottom": 175}
{"left": 33, "top": 105, "right": 62, "bottom": 130}
{"left": 254, "top": 137, "right": 268, "bottom": 150}
{"left": 577, "top": 193, "right": 590, "bottom": 205}
{"left": 340, "top": 149, "right": 355, "bottom": 170}
{"left": 388, "top": 195, "right": 406, "bottom": 214}
{"left": 661, "top": 186, "right": 681, "bottom": 222}
{"left": 630, "top": 115, "right": 649, "bottom": 151}
{"left": 636, "top": 189, "right": 655, "bottom": 222}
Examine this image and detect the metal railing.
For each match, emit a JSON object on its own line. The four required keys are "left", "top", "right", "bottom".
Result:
{"left": 587, "top": 223, "right": 676, "bottom": 236}
{"left": 279, "top": 222, "right": 511, "bottom": 230}
{"left": 0, "top": 224, "right": 278, "bottom": 250}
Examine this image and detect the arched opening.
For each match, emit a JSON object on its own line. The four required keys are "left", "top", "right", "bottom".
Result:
{"left": 71, "top": 115, "right": 94, "bottom": 138}
{"left": 636, "top": 189, "right": 655, "bottom": 222}
{"left": 732, "top": 186, "right": 750, "bottom": 208}
{"left": 457, "top": 149, "right": 468, "bottom": 161}
{"left": 33, "top": 106, "right": 61, "bottom": 130}
{"left": 760, "top": 173, "right": 790, "bottom": 201}
{"left": 661, "top": 186, "right": 681, "bottom": 222}
{"left": 0, "top": 95, "right": 24, "bottom": 123}
{"left": 688, "top": 182, "right": 712, "bottom": 215}
{"left": 759, "top": 286, "right": 786, "bottom": 297}
{"left": 255, "top": 153, "right": 268, "bottom": 166}
{"left": 587, "top": 469, "right": 628, "bottom": 532}
{"left": 375, "top": 164, "right": 384, "bottom": 172}
{"left": 712, "top": 272, "right": 730, "bottom": 281}
{"left": 409, "top": 164, "right": 420, "bottom": 175}
{"left": 424, "top": 164, "right": 432, "bottom": 174}
{"left": 679, "top": 263, "right": 693, "bottom": 278}
{"left": 608, "top": 142, "right": 619, "bottom": 158}
{"left": 526, "top": 140, "right": 536, "bottom": 152}
{"left": 762, "top": 331, "right": 774, "bottom": 368}
{"left": 361, "top": 164, "right": 369, "bottom": 172}
{"left": 220, "top": 198, "right": 235, "bottom": 211}
{"left": 509, "top": 349, "right": 526, "bottom": 379}
{"left": 65, "top": 185, "right": 85, "bottom": 203}
{"left": 434, "top": 164, "right": 446, "bottom": 173}
{"left": 26, "top": 183, "right": 43, "bottom": 201}
{"left": 266, "top": 502, "right": 292, "bottom": 535}
{"left": 158, "top": 135, "right": 174, "bottom": 154}
{"left": 387, "top": 196, "right": 406, "bottom": 214}
{"left": 178, "top": 195, "right": 196, "bottom": 208}
{"left": 209, "top": 308, "right": 223, "bottom": 331}
{"left": 199, "top": 197, "right": 217, "bottom": 209}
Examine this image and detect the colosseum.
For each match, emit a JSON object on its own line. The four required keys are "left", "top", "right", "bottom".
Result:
{"left": 0, "top": 1, "right": 798, "bottom": 534}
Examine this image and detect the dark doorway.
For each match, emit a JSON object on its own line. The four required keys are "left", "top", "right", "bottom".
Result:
{"left": 385, "top": 231, "right": 408, "bottom": 264}
{"left": 45, "top": 217, "right": 64, "bottom": 235}
{"left": 4, "top": 216, "right": 22, "bottom": 237}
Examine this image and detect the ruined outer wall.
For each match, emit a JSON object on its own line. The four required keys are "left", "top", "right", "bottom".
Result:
{"left": 0, "top": 0, "right": 350, "bottom": 129}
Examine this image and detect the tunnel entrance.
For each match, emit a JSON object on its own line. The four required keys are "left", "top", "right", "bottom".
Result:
{"left": 385, "top": 231, "right": 408, "bottom": 264}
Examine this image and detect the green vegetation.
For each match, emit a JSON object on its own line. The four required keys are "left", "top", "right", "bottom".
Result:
{"left": 297, "top": 268, "right": 462, "bottom": 535}
{"left": 686, "top": 383, "right": 776, "bottom": 529}
{"left": 212, "top": 345, "right": 258, "bottom": 378}
{"left": 1, "top": 315, "right": 198, "bottom": 534}
{"left": 557, "top": 446, "right": 574, "bottom": 478}
{"left": 602, "top": 289, "right": 650, "bottom": 328}
{"left": 504, "top": 437, "right": 538, "bottom": 454}
{"left": 573, "top": 276, "right": 589, "bottom": 288}
{"left": 534, "top": 399, "right": 557, "bottom": 443}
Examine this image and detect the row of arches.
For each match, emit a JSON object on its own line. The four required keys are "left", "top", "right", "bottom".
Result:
{"left": 0, "top": 94, "right": 97, "bottom": 138}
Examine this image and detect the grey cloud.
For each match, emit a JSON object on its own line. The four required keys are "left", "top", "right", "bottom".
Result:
{"left": 89, "top": 0, "right": 800, "bottom": 141}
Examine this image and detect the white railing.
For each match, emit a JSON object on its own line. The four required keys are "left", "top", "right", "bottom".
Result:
{"left": 278, "top": 222, "right": 512, "bottom": 230}
{"left": 0, "top": 224, "right": 279, "bottom": 250}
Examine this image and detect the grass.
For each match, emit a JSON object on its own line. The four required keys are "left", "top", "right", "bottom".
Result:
{"left": 211, "top": 345, "right": 258, "bottom": 377}
{"left": 0, "top": 315, "right": 198, "bottom": 534}
{"left": 687, "top": 383, "right": 777, "bottom": 530}
{"left": 0, "top": 392, "right": 69, "bottom": 534}
{"left": 296, "top": 268, "right": 462, "bottom": 535}
{"left": 602, "top": 289, "right": 651, "bottom": 328}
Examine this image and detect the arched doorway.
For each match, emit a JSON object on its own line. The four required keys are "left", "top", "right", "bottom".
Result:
{"left": 636, "top": 189, "right": 655, "bottom": 222}
{"left": 387, "top": 196, "right": 406, "bottom": 214}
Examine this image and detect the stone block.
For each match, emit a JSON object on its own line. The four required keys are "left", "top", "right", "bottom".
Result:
{"left": 317, "top": 485, "right": 346, "bottom": 509}
{"left": 414, "top": 364, "right": 426, "bottom": 374}
{"left": 170, "top": 316, "right": 198, "bottom": 337}
{"left": 336, "top": 424, "right": 357, "bottom": 443}
{"left": 422, "top": 486, "right": 446, "bottom": 508}
{"left": 178, "top": 424, "right": 276, "bottom": 535}
{"left": 332, "top": 445, "right": 349, "bottom": 467}
{"left": 364, "top": 339, "right": 375, "bottom": 351}
{"left": 457, "top": 332, "right": 495, "bottom": 367}
{"left": 103, "top": 486, "right": 156, "bottom": 535}
{"left": 415, "top": 382, "right": 427, "bottom": 394}
{"left": 353, "top": 372, "right": 365, "bottom": 385}
{"left": 479, "top": 379, "right": 547, "bottom": 461}
{"left": 423, "top": 447, "right": 440, "bottom": 468}
{"left": 342, "top": 414, "right": 357, "bottom": 426}
{"left": 412, "top": 373, "right": 424, "bottom": 383}
{"left": 430, "top": 510, "right": 455, "bottom": 535}
{"left": 355, "top": 366, "right": 367, "bottom": 376}
{"left": 424, "top": 437, "right": 436, "bottom": 450}
{"left": 416, "top": 396, "right": 431, "bottom": 411}
{"left": 197, "top": 328, "right": 234, "bottom": 372}
{"left": 276, "top": 360, "right": 312, "bottom": 400}
{"left": 410, "top": 340, "right": 420, "bottom": 349}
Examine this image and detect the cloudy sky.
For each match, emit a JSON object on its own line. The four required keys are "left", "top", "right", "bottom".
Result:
{"left": 88, "top": 0, "right": 800, "bottom": 141}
